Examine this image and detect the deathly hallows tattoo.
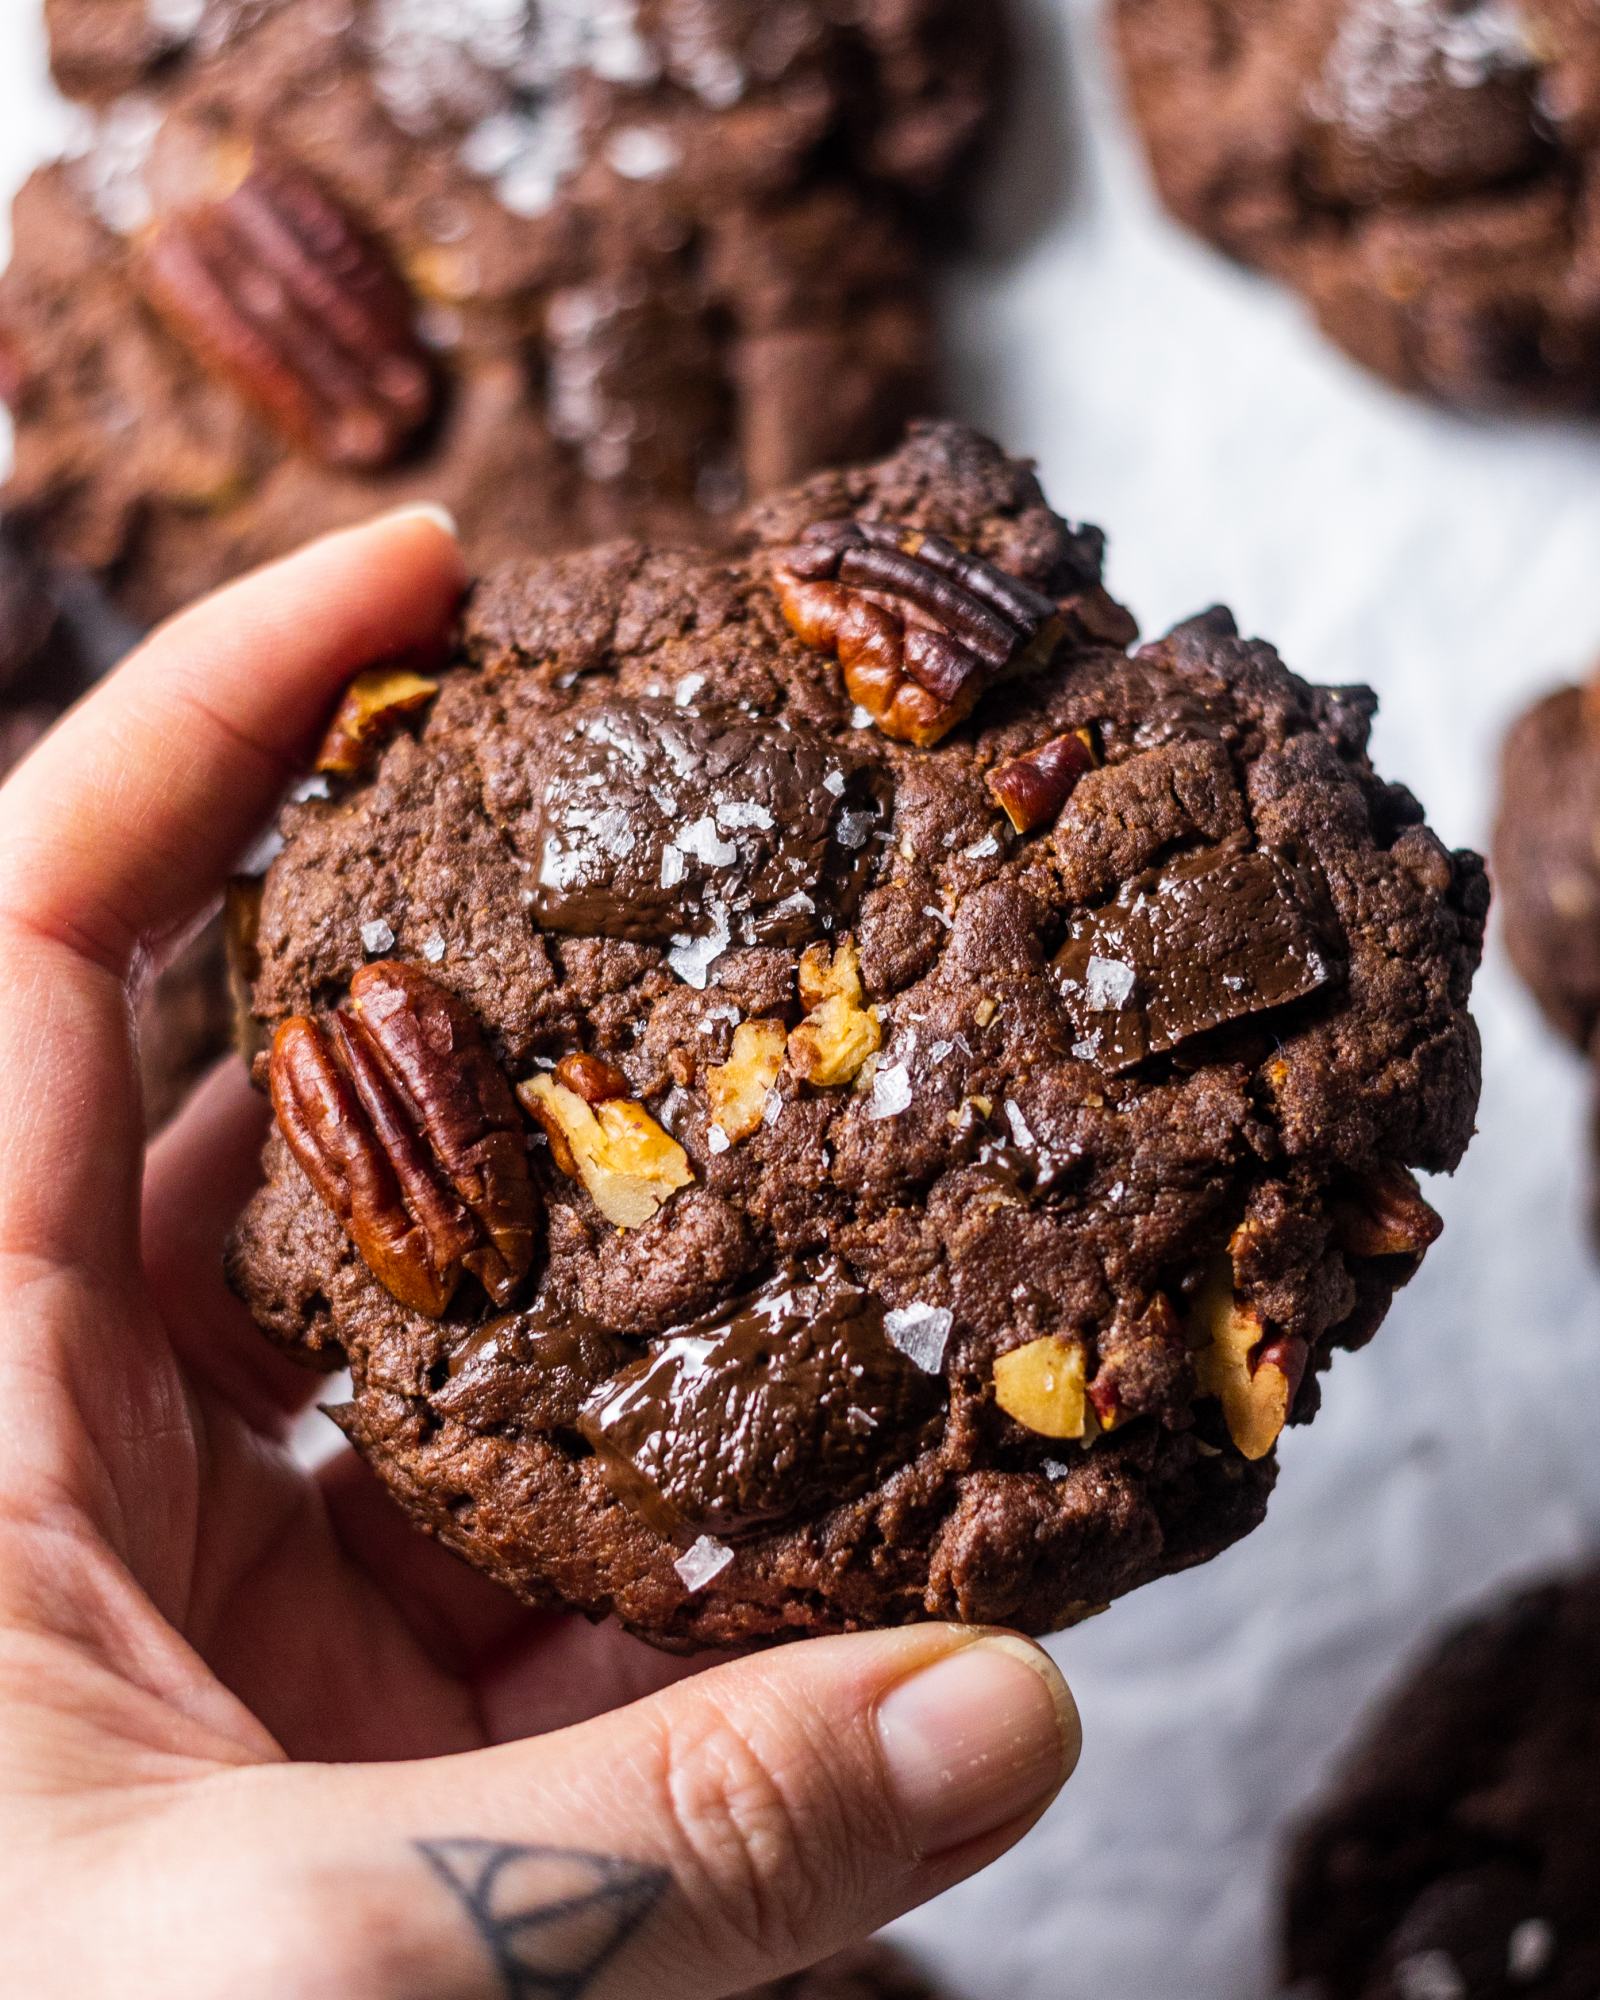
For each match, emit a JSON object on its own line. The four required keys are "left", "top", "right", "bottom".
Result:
{"left": 416, "top": 1838, "right": 669, "bottom": 2000}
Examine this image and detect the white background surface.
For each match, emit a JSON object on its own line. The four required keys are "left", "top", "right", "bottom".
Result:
{"left": 6, "top": 3, "right": 1600, "bottom": 1995}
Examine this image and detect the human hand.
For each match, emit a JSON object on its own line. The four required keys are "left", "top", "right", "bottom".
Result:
{"left": 0, "top": 510, "right": 1079, "bottom": 2000}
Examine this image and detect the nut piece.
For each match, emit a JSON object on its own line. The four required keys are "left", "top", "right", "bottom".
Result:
{"left": 986, "top": 728, "right": 1098, "bottom": 834}
{"left": 788, "top": 938, "right": 882, "bottom": 1087}
{"left": 993, "top": 1335, "right": 1091, "bottom": 1439}
{"left": 774, "top": 519, "right": 1065, "bottom": 748}
{"left": 706, "top": 1019, "right": 787, "bottom": 1144}
{"left": 554, "top": 1050, "right": 631, "bottom": 1106}
{"left": 139, "top": 152, "right": 435, "bottom": 469}
{"left": 1333, "top": 1162, "right": 1443, "bottom": 1262}
{"left": 316, "top": 665, "right": 440, "bottom": 777}
{"left": 521, "top": 1075, "right": 694, "bottom": 1231}
{"left": 268, "top": 961, "right": 538, "bottom": 1318}
{"left": 1190, "top": 1262, "right": 1309, "bottom": 1462}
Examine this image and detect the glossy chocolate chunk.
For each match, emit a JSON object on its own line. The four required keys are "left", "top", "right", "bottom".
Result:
{"left": 433, "top": 1308, "right": 629, "bottom": 1433}
{"left": 530, "top": 698, "right": 888, "bottom": 949}
{"left": 1056, "top": 839, "right": 1341, "bottom": 1071}
{"left": 579, "top": 1259, "right": 941, "bottom": 1537}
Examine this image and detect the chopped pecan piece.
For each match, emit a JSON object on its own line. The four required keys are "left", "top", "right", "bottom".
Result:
{"left": 269, "top": 961, "right": 537, "bottom": 1317}
{"left": 520, "top": 1075, "right": 693, "bottom": 1232}
{"left": 987, "top": 728, "right": 1098, "bottom": 834}
{"left": 316, "top": 665, "right": 440, "bottom": 777}
{"left": 554, "top": 1051, "right": 631, "bottom": 1107}
{"left": 788, "top": 938, "right": 882, "bottom": 1087}
{"left": 706, "top": 1019, "right": 787, "bottom": 1144}
{"left": 1190, "top": 1261, "right": 1308, "bottom": 1461}
{"left": 773, "top": 518, "right": 1067, "bottom": 748}
{"left": 993, "top": 1335, "right": 1093, "bottom": 1440}
{"left": 1333, "top": 1162, "right": 1443, "bottom": 1262}
{"left": 140, "top": 153, "right": 435, "bottom": 469}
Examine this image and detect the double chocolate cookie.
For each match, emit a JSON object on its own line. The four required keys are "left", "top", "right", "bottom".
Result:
{"left": 226, "top": 422, "right": 1485, "bottom": 1649}
{"left": 1283, "top": 1564, "right": 1600, "bottom": 1998}
{"left": 1, "top": 0, "right": 999, "bottom": 626}
{"left": 1112, "top": 0, "right": 1600, "bottom": 411}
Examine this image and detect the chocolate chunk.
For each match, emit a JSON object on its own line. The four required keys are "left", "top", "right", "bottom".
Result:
{"left": 579, "top": 1259, "right": 941, "bottom": 1537}
{"left": 530, "top": 698, "right": 888, "bottom": 950}
{"left": 1053, "top": 738, "right": 1245, "bottom": 903}
{"left": 434, "top": 1308, "right": 629, "bottom": 1433}
{"left": 1056, "top": 840, "right": 1342, "bottom": 1071}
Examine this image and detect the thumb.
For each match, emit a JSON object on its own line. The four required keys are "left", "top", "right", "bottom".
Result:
{"left": 171, "top": 1625, "right": 1078, "bottom": 1999}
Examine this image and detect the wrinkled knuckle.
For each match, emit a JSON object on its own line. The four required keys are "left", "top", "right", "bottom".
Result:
{"left": 653, "top": 1697, "right": 834, "bottom": 1962}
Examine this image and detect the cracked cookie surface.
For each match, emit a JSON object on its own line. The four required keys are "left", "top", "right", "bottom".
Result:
{"left": 4, "top": 0, "right": 998, "bottom": 624}
{"left": 227, "top": 422, "right": 1485, "bottom": 1649}
{"left": 1112, "top": 0, "right": 1600, "bottom": 410}
{"left": 1284, "top": 1564, "right": 1600, "bottom": 1999}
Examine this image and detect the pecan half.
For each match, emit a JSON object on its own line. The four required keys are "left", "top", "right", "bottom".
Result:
{"left": 269, "top": 962, "right": 537, "bottom": 1316}
{"left": 774, "top": 519, "right": 1067, "bottom": 748}
{"left": 987, "top": 728, "right": 1098, "bottom": 834}
{"left": 140, "top": 153, "right": 435, "bottom": 469}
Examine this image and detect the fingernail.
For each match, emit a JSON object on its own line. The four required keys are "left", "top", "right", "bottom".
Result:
{"left": 380, "top": 502, "right": 459, "bottom": 539}
{"left": 876, "top": 1634, "right": 1079, "bottom": 1857}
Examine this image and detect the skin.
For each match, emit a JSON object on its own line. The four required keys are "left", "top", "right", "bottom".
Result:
{"left": 0, "top": 509, "right": 1079, "bottom": 2000}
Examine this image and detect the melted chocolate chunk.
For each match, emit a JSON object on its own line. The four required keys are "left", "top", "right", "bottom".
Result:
{"left": 432, "top": 1309, "right": 629, "bottom": 1433}
{"left": 530, "top": 698, "right": 888, "bottom": 949}
{"left": 579, "top": 1259, "right": 940, "bottom": 1537}
{"left": 1055, "top": 839, "right": 1342, "bottom": 1072}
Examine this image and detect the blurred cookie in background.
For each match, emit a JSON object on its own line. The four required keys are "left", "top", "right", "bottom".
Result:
{"left": 739, "top": 1941, "right": 949, "bottom": 2000}
{"left": 1111, "top": 0, "right": 1600, "bottom": 412}
{"left": 1282, "top": 1563, "right": 1600, "bottom": 1998}
{"left": 0, "top": 518, "right": 230, "bottom": 1128}
{"left": 1495, "top": 667, "right": 1600, "bottom": 1049}
{"left": 4, "top": 0, "right": 1001, "bottom": 626}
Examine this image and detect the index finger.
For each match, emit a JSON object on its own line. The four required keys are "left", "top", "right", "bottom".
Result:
{"left": 0, "top": 506, "right": 464, "bottom": 1272}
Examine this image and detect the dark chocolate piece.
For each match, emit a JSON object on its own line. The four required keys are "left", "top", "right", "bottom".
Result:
{"left": 530, "top": 698, "right": 888, "bottom": 949}
{"left": 579, "top": 1260, "right": 940, "bottom": 1537}
{"left": 1056, "top": 840, "right": 1342, "bottom": 1071}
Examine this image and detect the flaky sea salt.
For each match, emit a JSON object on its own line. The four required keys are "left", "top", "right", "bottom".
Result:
{"left": 716, "top": 799, "right": 774, "bottom": 832}
{"left": 964, "top": 832, "right": 1002, "bottom": 860}
{"left": 422, "top": 932, "right": 447, "bottom": 963}
{"left": 706, "top": 1124, "right": 730, "bottom": 1155}
{"left": 360, "top": 919, "right": 396, "bottom": 955}
{"left": 867, "top": 1062, "right": 913, "bottom": 1121}
{"left": 884, "top": 1303, "right": 952, "bottom": 1374}
{"left": 674, "top": 1535, "right": 734, "bottom": 1593}
{"left": 677, "top": 815, "right": 738, "bottom": 867}
{"left": 607, "top": 125, "right": 679, "bottom": 180}
{"left": 822, "top": 769, "right": 847, "bottom": 796}
{"left": 1084, "top": 954, "right": 1136, "bottom": 1010}
{"left": 1041, "top": 1459, "right": 1072, "bottom": 1480}
{"left": 667, "top": 905, "right": 730, "bottom": 989}
{"left": 1004, "top": 1099, "right": 1036, "bottom": 1150}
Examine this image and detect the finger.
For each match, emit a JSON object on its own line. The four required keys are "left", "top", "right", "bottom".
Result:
{"left": 142, "top": 1060, "right": 322, "bottom": 1431}
{"left": 0, "top": 505, "right": 464, "bottom": 969}
{"left": 0, "top": 508, "right": 464, "bottom": 1272}
{"left": 316, "top": 1447, "right": 711, "bottom": 1737}
{"left": 243, "top": 1624, "right": 1078, "bottom": 1999}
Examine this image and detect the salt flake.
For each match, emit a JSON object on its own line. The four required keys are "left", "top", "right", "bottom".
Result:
{"left": 883, "top": 1303, "right": 952, "bottom": 1374}
{"left": 1084, "top": 955, "right": 1136, "bottom": 1010}
{"left": 360, "top": 919, "right": 395, "bottom": 955}
{"left": 422, "top": 932, "right": 447, "bottom": 964}
{"left": 707, "top": 1124, "right": 731, "bottom": 1155}
{"left": 867, "top": 1062, "right": 913, "bottom": 1120}
{"left": 674, "top": 1536, "right": 734, "bottom": 1593}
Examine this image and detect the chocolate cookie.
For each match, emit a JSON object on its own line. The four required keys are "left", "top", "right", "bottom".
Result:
{"left": 1111, "top": 0, "right": 1600, "bottom": 411}
{"left": 739, "top": 1942, "right": 945, "bottom": 2000}
{"left": 1283, "top": 1564, "right": 1600, "bottom": 1998}
{"left": 225, "top": 422, "right": 1485, "bottom": 1649}
{"left": 2, "top": 0, "right": 998, "bottom": 627}
{"left": 1495, "top": 668, "right": 1600, "bottom": 1049}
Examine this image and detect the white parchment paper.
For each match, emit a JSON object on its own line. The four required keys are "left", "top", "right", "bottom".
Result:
{"left": 6, "top": 3, "right": 1600, "bottom": 1993}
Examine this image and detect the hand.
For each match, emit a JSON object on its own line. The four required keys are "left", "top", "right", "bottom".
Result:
{"left": 0, "top": 510, "right": 1079, "bottom": 2000}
